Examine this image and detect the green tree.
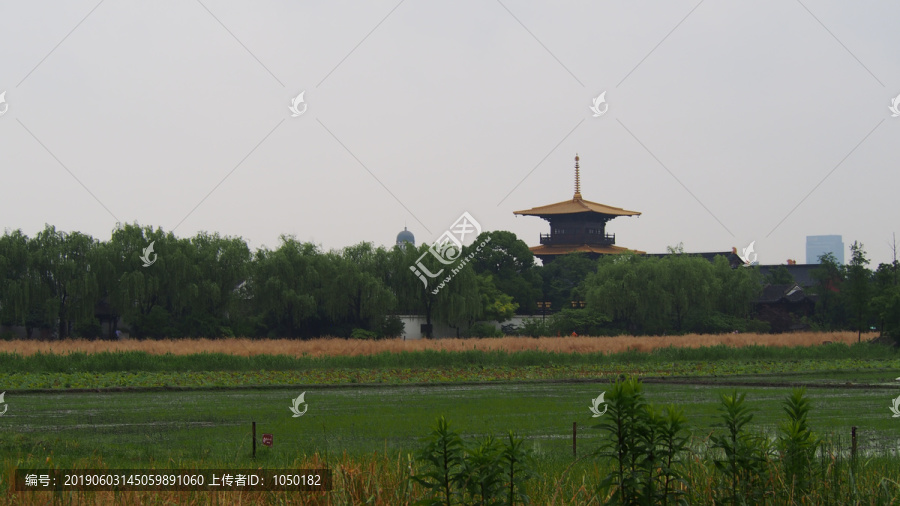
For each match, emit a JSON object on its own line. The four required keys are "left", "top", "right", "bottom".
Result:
{"left": 29, "top": 225, "right": 101, "bottom": 339}
{"left": 391, "top": 242, "right": 481, "bottom": 338}
{"left": 249, "top": 237, "right": 321, "bottom": 338}
{"left": 325, "top": 243, "right": 396, "bottom": 333}
{"left": 664, "top": 251, "right": 715, "bottom": 331}
{"left": 476, "top": 273, "right": 518, "bottom": 323}
{"left": 712, "top": 255, "right": 762, "bottom": 319}
{"left": 100, "top": 223, "right": 235, "bottom": 338}
{"left": 0, "top": 230, "right": 48, "bottom": 336}
{"left": 810, "top": 252, "right": 845, "bottom": 329}
{"left": 537, "top": 252, "right": 596, "bottom": 311}
{"left": 844, "top": 242, "right": 872, "bottom": 341}
{"left": 767, "top": 265, "right": 796, "bottom": 285}
{"left": 871, "top": 260, "right": 900, "bottom": 342}
{"left": 467, "top": 231, "right": 542, "bottom": 314}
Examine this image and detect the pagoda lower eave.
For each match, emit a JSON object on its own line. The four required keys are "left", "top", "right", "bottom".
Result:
{"left": 529, "top": 243, "right": 645, "bottom": 258}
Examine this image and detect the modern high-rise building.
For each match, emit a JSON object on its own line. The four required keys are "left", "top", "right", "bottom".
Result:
{"left": 806, "top": 235, "right": 844, "bottom": 264}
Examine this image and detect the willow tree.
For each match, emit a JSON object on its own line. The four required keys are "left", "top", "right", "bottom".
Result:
{"left": 321, "top": 243, "right": 396, "bottom": 332}
{"left": 0, "top": 229, "right": 47, "bottom": 336}
{"left": 390, "top": 242, "right": 481, "bottom": 338}
{"left": 585, "top": 253, "right": 669, "bottom": 334}
{"left": 29, "top": 225, "right": 101, "bottom": 338}
{"left": 250, "top": 236, "right": 321, "bottom": 338}
{"left": 175, "top": 231, "right": 251, "bottom": 336}
{"left": 663, "top": 252, "right": 716, "bottom": 331}
{"left": 102, "top": 223, "right": 172, "bottom": 337}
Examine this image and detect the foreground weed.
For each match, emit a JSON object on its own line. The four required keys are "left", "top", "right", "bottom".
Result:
{"left": 710, "top": 391, "right": 770, "bottom": 505}
{"left": 777, "top": 387, "right": 820, "bottom": 498}
{"left": 413, "top": 417, "right": 535, "bottom": 506}
{"left": 498, "top": 431, "right": 535, "bottom": 506}
{"left": 595, "top": 377, "right": 691, "bottom": 505}
{"left": 414, "top": 416, "right": 465, "bottom": 506}
{"left": 595, "top": 377, "right": 646, "bottom": 505}
{"left": 460, "top": 435, "right": 504, "bottom": 505}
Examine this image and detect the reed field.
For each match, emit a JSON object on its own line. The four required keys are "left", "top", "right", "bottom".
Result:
{"left": 0, "top": 331, "right": 877, "bottom": 357}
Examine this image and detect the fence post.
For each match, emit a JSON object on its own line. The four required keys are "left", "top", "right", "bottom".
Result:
{"left": 851, "top": 426, "right": 857, "bottom": 460}
{"left": 253, "top": 421, "right": 257, "bottom": 458}
{"left": 573, "top": 422, "right": 577, "bottom": 458}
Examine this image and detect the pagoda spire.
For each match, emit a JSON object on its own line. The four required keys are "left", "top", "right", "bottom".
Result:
{"left": 573, "top": 154, "right": 582, "bottom": 200}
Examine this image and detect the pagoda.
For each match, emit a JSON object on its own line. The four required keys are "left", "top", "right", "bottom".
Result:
{"left": 513, "top": 154, "right": 644, "bottom": 262}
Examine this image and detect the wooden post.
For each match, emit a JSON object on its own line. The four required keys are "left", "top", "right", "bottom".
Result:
{"left": 252, "top": 421, "right": 257, "bottom": 458}
{"left": 573, "top": 422, "right": 577, "bottom": 458}
{"left": 851, "top": 426, "right": 857, "bottom": 460}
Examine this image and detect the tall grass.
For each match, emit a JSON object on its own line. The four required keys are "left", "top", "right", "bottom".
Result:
{"left": 0, "top": 339, "right": 895, "bottom": 374}
{"left": 0, "top": 331, "right": 874, "bottom": 357}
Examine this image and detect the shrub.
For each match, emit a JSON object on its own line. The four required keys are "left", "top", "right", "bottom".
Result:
{"left": 548, "top": 308, "right": 611, "bottom": 336}
{"left": 377, "top": 315, "right": 405, "bottom": 339}
{"left": 520, "top": 318, "right": 549, "bottom": 338}
{"left": 500, "top": 323, "right": 520, "bottom": 336}
{"left": 73, "top": 318, "right": 102, "bottom": 340}
{"left": 465, "top": 322, "right": 502, "bottom": 338}
{"left": 350, "top": 328, "right": 378, "bottom": 340}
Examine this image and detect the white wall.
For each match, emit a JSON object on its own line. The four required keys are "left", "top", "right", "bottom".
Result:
{"left": 396, "top": 314, "right": 540, "bottom": 339}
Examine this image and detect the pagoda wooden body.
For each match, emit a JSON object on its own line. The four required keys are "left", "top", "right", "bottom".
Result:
{"left": 514, "top": 155, "right": 643, "bottom": 262}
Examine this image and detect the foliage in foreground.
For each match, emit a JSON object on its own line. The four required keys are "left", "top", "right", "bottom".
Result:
{"left": 586, "top": 378, "right": 900, "bottom": 505}
{"left": 6, "top": 386, "right": 900, "bottom": 506}
{"left": 413, "top": 416, "right": 535, "bottom": 506}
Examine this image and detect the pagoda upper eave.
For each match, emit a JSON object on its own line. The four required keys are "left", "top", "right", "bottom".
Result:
{"left": 513, "top": 197, "right": 640, "bottom": 218}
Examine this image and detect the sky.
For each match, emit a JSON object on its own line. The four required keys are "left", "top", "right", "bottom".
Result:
{"left": 1, "top": 0, "right": 898, "bottom": 266}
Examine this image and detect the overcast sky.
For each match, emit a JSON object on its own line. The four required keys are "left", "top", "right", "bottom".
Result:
{"left": 1, "top": 1, "right": 898, "bottom": 266}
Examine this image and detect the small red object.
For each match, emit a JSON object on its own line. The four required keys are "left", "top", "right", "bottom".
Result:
{"left": 262, "top": 434, "right": 273, "bottom": 447}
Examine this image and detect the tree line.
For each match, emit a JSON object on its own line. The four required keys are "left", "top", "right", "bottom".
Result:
{"left": 0, "top": 223, "right": 896, "bottom": 340}
{"left": 802, "top": 242, "right": 900, "bottom": 341}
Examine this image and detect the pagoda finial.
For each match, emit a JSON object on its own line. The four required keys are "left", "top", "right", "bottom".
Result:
{"left": 573, "top": 154, "right": 582, "bottom": 200}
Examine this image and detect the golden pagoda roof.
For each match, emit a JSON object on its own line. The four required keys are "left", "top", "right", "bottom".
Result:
{"left": 513, "top": 154, "right": 640, "bottom": 217}
{"left": 529, "top": 243, "right": 646, "bottom": 256}
{"left": 514, "top": 197, "right": 640, "bottom": 217}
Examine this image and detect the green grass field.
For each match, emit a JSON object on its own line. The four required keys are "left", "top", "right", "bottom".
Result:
{"left": 2, "top": 342, "right": 900, "bottom": 503}
{"left": 4, "top": 374, "right": 900, "bottom": 467}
